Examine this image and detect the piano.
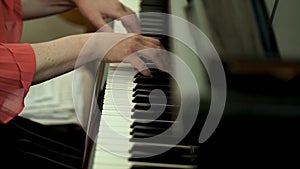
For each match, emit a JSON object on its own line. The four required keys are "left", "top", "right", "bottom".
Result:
{"left": 82, "top": 0, "right": 300, "bottom": 168}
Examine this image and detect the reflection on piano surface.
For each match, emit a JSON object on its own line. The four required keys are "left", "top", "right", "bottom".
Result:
{"left": 83, "top": 0, "right": 300, "bottom": 168}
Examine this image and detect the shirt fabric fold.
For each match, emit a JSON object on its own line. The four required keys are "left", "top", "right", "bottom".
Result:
{"left": 0, "top": 0, "right": 36, "bottom": 124}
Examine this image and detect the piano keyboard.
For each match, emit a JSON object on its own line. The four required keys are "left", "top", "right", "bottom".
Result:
{"left": 90, "top": 0, "right": 200, "bottom": 168}
{"left": 93, "top": 63, "right": 198, "bottom": 169}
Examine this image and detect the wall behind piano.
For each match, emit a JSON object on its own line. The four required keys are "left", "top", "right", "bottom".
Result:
{"left": 265, "top": 0, "right": 300, "bottom": 60}
{"left": 20, "top": 15, "right": 86, "bottom": 125}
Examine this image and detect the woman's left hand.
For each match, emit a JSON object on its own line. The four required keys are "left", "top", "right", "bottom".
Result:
{"left": 72, "top": 0, "right": 140, "bottom": 33}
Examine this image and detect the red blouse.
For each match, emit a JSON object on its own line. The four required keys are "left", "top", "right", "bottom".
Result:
{"left": 0, "top": 0, "right": 36, "bottom": 124}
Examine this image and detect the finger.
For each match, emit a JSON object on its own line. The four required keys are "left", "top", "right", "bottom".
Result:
{"left": 120, "top": 7, "right": 141, "bottom": 33}
{"left": 154, "top": 49, "right": 172, "bottom": 72}
{"left": 111, "top": 4, "right": 141, "bottom": 33}
{"left": 139, "top": 38, "right": 170, "bottom": 71}
{"left": 133, "top": 37, "right": 161, "bottom": 51}
{"left": 132, "top": 40, "right": 169, "bottom": 72}
{"left": 141, "top": 36, "right": 162, "bottom": 46}
{"left": 120, "top": 13, "right": 141, "bottom": 33}
{"left": 126, "top": 54, "right": 151, "bottom": 76}
{"left": 134, "top": 36, "right": 168, "bottom": 63}
{"left": 137, "top": 49, "right": 169, "bottom": 72}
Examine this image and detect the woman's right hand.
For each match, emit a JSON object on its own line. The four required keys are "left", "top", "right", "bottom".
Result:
{"left": 78, "top": 33, "right": 169, "bottom": 76}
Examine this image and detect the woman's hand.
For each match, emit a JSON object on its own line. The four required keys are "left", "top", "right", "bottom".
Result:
{"left": 22, "top": 0, "right": 140, "bottom": 33}
{"left": 79, "top": 33, "right": 168, "bottom": 76}
{"left": 72, "top": 0, "right": 140, "bottom": 33}
{"left": 103, "top": 34, "right": 167, "bottom": 76}
{"left": 31, "top": 33, "right": 168, "bottom": 84}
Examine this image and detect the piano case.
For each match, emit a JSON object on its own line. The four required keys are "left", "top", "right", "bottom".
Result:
{"left": 0, "top": 116, "right": 86, "bottom": 169}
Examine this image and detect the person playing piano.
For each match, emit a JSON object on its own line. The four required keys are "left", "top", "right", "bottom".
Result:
{"left": 0, "top": 0, "right": 164, "bottom": 168}
{"left": 0, "top": 0, "right": 164, "bottom": 123}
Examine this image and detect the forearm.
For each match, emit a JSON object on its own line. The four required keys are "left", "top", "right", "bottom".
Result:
{"left": 21, "top": 0, "right": 76, "bottom": 20}
{"left": 30, "top": 32, "right": 129, "bottom": 85}
{"left": 31, "top": 34, "right": 95, "bottom": 84}
{"left": 30, "top": 32, "right": 163, "bottom": 85}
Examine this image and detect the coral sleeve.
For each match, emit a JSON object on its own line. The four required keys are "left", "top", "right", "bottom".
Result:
{"left": 0, "top": 0, "right": 23, "bottom": 43}
{"left": 0, "top": 43, "right": 36, "bottom": 124}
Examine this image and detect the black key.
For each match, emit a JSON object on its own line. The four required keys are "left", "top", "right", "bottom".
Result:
{"left": 134, "top": 69, "right": 170, "bottom": 79}
{"left": 131, "top": 165, "right": 195, "bottom": 169}
{"left": 132, "top": 103, "right": 179, "bottom": 112}
{"left": 132, "top": 95, "right": 150, "bottom": 104}
{"left": 133, "top": 94, "right": 174, "bottom": 104}
{"left": 133, "top": 84, "right": 170, "bottom": 92}
{"left": 130, "top": 125, "right": 166, "bottom": 135}
{"left": 133, "top": 89, "right": 172, "bottom": 98}
{"left": 131, "top": 120, "right": 173, "bottom": 129}
{"left": 130, "top": 134, "right": 191, "bottom": 145}
{"left": 133, "top": 89, "right": 152, "bottom": 97}
{"left": 129, "top": 144, "right": 199, "bottom": 157}
{"left": 141, "top": 27, "right": 167, "bottom": 35}
{"left": 131, "top": 132, "right": 156, "bottom": 139}
{"left": 141, "top": 0, "right": 169, "bottom": 7}
{"left": 140, "top": 6, "right": 167, "bottom": 13}
{"left": 141, "top": 21, "right": 164, "bottom": 28}
{"left": 129, "top": 153, "right": 197, "bottom": 165}
{"left": 134, "top": 94, "right": 179, "bottom": 105}
{"left": 134, "top": 75, "right": 170, "bottom": 85}
{"left": 141, "top": 34, "right": 168, "bottom": 40}
{"left": 131, "top": 110, "right": 173, "bottom": 121}
{"left": 140, "top": 16, "right": 164, "bottom": 24}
